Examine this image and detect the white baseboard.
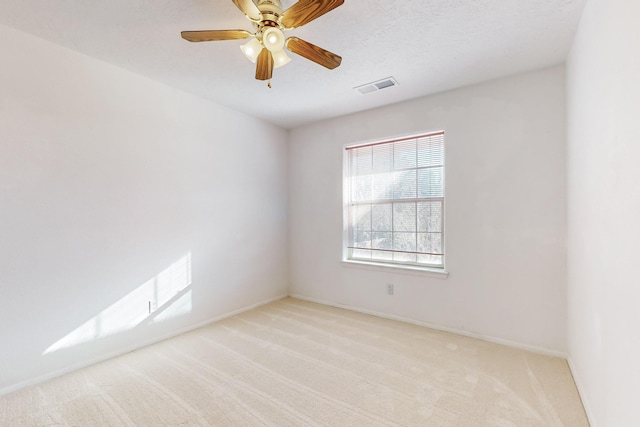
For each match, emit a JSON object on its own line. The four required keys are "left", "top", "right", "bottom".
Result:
{"left": 0, "top": 294, "right": 287, "bottom": 397}
{"left": 288, "top": 293, "right": 568, "bottom": 359}
{"left": 567, "top": 356, "right": 597, "bottom": 427}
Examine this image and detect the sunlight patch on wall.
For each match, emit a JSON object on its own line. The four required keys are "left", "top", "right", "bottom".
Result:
{"left": 152, "top": 290, "right": 192, "bottom": 324}
{"left": 44, "top": 253, "right": 192, "bottom": 355}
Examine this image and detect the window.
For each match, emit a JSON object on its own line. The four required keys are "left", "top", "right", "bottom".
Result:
{"left": 344, "top": 132, "right": 445, "bottom": 269}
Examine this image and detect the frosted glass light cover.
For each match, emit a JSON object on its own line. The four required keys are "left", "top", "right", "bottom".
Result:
{"left": 240, "top": 38, "right": 262, "bottom": 63}
{"left": 272, "top": 48, "right": 292, "bottom": 68}
{"left": 262, "top": 27, "right": 285, "bottom": 52}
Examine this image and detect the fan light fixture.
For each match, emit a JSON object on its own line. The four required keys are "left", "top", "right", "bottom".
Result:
{"left": 181, "top": 0, "right": 344, "bottom": 83}
{"left": 262, "top": 27, "right": 285, "bottom": 52}
{"left": 272, "top": 48, "right": 291, "bottom": 68}
{"left": 240, "top": 38, "right": 262, "bottom": 63}
{"left": 262, "top": 27, "right": 290, "bottom": 68}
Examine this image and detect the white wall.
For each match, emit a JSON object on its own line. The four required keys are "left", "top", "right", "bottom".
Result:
{"left": 289, "top": 66, "right": 567, "bottom": 354}
{"left": 566, "top": 0, "right": 640, "bottom": 425}
{"left": 0, "top": 24, "right": 288, "bottom": 393}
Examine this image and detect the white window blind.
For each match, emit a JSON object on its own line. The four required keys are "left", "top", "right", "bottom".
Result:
{"left": 345, "top": 132, "right": 445, "bottom": 268}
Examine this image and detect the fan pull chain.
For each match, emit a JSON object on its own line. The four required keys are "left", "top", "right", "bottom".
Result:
{"left": 268, "top": 80, "right": 272, "bottom": 88}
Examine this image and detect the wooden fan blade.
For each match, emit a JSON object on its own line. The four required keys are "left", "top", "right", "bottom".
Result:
{"left": 232, "top": 0, "right": 262, "bottom": 21}
{"left": 255, "top": 48, "right": 274, "bottom": 80}
{"left": 181, "top": 30, "right": 251, "bottom": 42}
{"left": 281, "top": 0, "right": 344, "bottom": 29}
{"left": 286, "top": 37, "right": 342, "bottom": 69}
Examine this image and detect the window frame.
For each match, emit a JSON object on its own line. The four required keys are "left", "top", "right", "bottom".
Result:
{"left": 342, "top": 131, "right": 447, "bottom": 274}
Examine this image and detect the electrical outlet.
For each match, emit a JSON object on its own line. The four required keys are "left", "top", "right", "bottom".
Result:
{"left": 387, "top": 283, "right": 394, "bottom": 295}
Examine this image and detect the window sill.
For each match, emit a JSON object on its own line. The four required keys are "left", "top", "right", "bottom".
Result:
{"left": 341, "top": 259, "right": 449, "bottom": 279}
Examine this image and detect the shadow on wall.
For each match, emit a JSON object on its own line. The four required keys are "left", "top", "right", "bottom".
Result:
{"left": 43, "top": 253, "right": 193, "bottom": 355}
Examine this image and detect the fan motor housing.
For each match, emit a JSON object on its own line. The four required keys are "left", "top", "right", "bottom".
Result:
{"left": 257, "top": 0, "right": 283, "bottom": 27}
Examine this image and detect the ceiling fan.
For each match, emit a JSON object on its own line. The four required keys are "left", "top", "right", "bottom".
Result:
{"left": 181, "top": 0, "right": 344, "bottom": 82}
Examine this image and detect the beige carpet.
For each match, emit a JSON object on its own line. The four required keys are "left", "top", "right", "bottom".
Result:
{"left": 1, "top": 297, "right": 588, "bottom": 426}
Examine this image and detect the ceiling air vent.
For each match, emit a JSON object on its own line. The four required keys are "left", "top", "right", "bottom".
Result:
{"left": 354, "top": 77, "right": 399, "bottom": 95}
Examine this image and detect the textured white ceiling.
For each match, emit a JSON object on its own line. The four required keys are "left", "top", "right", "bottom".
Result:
{"left": 0, "top": 0, "right": 586, "bottom": 129}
